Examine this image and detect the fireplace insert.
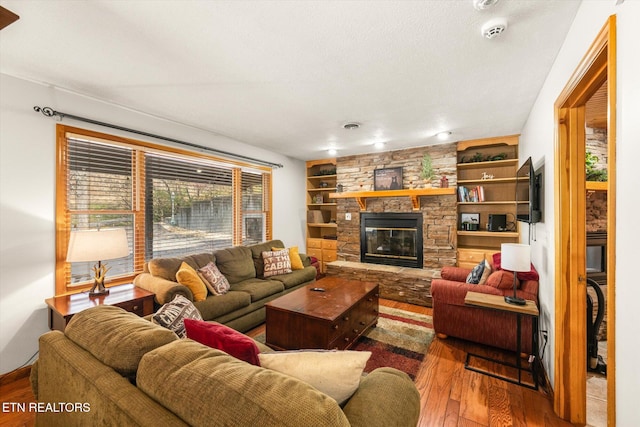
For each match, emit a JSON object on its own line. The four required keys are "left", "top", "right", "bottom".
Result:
{"left": 360, "top": 212, "right": 423, "bottom": 268}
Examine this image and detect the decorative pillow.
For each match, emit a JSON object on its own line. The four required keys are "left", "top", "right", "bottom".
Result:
{"left": 466, "top": 260, "right": 485, "bottom": 284}
{"left": 184, "top": 319, "right": 260, "bottom": 366}
{"left": 486, "top": 270, "right": 520, "bottom": 290}
{"left": 478, "top": 259, "right": 492, "bottom": 285}
{"left": 258, "top": 350, "right": 371, "bottom": 405}
{"left": 198, "top": 261, "right": 230, "bottom": 295}
{"left": 272, "top": 246, "right": 304, "bottom": 270}
{"left": 262, "top": 249, "right": 292, "bottom": 278}
{"left": 152, "top": 294, "right": 203, "bottom": 338}
{"left": 492, "top": 253, "right": 539, "bottom": 281}
{"left": 175, "top": 262, "right": 208, "bottom": 302}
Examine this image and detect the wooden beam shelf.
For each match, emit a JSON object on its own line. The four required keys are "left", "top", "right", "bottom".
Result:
{"left": 329, "top": 188, "right": 456, "bottom": 211}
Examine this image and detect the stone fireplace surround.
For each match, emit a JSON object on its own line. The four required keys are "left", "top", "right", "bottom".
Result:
{"left": 325, "top": 143, "right": 458, "bottom": 307}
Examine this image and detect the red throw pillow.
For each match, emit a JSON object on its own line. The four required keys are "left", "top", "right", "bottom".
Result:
{"left": 486, "top": 270, "right": 520, "bottom": 290}
{"left": 184, "top": 319, "right": 261, "bottom": 366}
{"left": 492, "top": 253, "right": 539, "bottom": 281}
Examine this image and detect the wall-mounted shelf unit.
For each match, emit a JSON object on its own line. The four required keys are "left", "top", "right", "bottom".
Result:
{"left": 329, "top": 188, "right": 455, "bottom": 211}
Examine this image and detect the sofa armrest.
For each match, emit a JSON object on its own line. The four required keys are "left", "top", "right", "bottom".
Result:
{"left": 343, "top": 367, "right": 420, "bottom": 427}
{"left": 441, "top": 266, "right": 472, "bottom": 282}
{"left": 520, "top": 280, "right": 539, "bottom": 300}
{"left": 133, "top": 273, "right": 193, "bottom": 305}
{"left": 299, "top": 252, "right": 311, "bottom": 267}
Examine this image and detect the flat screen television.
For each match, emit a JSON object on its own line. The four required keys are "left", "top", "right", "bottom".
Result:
{"left": 516, "top": 157, "right": 541, "bottom": 223}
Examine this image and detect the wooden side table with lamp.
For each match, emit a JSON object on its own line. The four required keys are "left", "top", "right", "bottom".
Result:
{"left": 46, "top": 228, "right": 155, "bottom": 331}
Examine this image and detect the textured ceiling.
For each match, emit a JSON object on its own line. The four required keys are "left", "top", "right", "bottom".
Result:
{"left": 0, "top": 0, "right": 581, "bottom": 160}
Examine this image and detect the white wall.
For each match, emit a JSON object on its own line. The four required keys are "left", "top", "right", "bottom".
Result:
{"left": 0, "top": 74, "right": 307, "bottom": 374}
{"left": 519, "top": 0, "right": 640, "bottom": 423}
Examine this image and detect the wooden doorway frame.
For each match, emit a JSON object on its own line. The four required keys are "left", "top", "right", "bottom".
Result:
{"left": 554, "top": 16, "right": 616, "bottom": 425}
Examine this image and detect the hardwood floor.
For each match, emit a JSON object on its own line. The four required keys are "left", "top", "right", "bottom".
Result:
{"left": 0, "top": 299, "right": 572, "bottom": 427}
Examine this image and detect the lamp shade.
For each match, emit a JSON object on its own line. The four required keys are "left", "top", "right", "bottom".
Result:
{"left": 500, "top": 243, "right": 531, "bottom": 272}
{"left": 66, "top": 229, "right": 129, "bottom": 263}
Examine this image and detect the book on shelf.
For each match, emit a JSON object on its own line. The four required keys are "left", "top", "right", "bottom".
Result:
{"left": 458, "top": 185, "right": 484, "bottom": 203}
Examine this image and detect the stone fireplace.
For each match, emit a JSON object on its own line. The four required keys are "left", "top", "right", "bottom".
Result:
{"left": 325, "top": 143, "right": 459, "bottom": 307}
{"left": 360, "top": 212, "right": 423, "bottom": 268}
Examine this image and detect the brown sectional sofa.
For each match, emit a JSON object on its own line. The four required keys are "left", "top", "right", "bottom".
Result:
{"left": 134, "top": 239, "right": 317, "bottom": 332}
{"left": 431, "top": 265, "right": 539, "bottom": 354}
{"left": 31, "top": 305, "right": 421, "bottom": 427}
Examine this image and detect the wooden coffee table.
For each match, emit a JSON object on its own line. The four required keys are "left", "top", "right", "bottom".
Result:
{"left": 265, "top": 276, "right": 379, "bottom": 350}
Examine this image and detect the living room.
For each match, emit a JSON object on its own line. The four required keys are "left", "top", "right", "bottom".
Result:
{"left": 1, "top": 1, "right": 639, "bottom": 426}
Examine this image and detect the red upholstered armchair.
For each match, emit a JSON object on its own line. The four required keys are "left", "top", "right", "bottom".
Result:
{"left": 431, "top": 264, "right": 539, "bottom": 354}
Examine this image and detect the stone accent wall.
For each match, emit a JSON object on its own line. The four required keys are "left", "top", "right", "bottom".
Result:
{"left": 586, "top": 127, "right": 608, "bottom": 232}
{"left": 326, "top": 261, "right": 440, "bottom": 307}
{"left": 334, "top": 143, "right": 458, "bottom": 270}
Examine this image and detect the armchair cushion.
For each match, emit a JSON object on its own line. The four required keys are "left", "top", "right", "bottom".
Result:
{"left": 492, "top": 253, "right": 539, "bottom": 281}
{"left": 486, "top": 270, "right": 519, "bottom": 290}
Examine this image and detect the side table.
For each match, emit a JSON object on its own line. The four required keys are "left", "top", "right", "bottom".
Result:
{"left": 463, "top": 291, "right": 539, "bottom": 390}
{"left": 45, "top": 283, "right": 155, "bottom": 331}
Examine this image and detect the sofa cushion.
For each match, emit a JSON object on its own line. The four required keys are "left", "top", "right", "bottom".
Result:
{"left": 65, "top": 305, "right": 178, "bottom": 377}
{"left": 492, "top": 252, "right": 539, "bottom": 281}
{"left": 193, "top": 291, "right": 252, "bottom": 320}
{"left": 268, "top": 266, "right": 317, "bottom": 289}
{"left": 258, "top": 350, "right": 371, "bottom": 405}
{"left": 198, "top": 261, "right": 230, "bottom": 295}
{"left": 176, "top": 262, "right": 208, "bottom": 302}
{"left": 184, "top": 319, "right": 260, "bottom": 366}
{"left": 486, "top": 270, "right": 519, "bottom": 290}
{"left": 249, "top": 239, "right": 285, "bottom": 277}
{"left": 214, "top": 246, "right": 256, "bottom": 284}
{"left": 465, "top": 260, "right": 486, "bottom": 284}
{"left": 273, "top": 246, "right": 305, "bottom": 270}
{"left": 262, "top": 249, "right": 292, "bottom": 277}
{"left": 137, "top": 339, "right": 350, "bottom": 427}
{"left": 147, "top": 253, "right": 215, "bottom": 282}
{"left": 152, "top": 294, "right": 203, "bottom": 338}
{"left": 231, "top": 278, "right": 285, "bottom": 302}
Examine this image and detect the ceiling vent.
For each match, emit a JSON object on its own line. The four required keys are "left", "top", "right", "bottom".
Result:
{"left": 473, "top": 0, "right": 499, "bottom": 10}
{"left": 481, "top": 18, "right": 508, "bottom": 39}
{"left": 343, "top": 122, "right": 360, "bottom": 130}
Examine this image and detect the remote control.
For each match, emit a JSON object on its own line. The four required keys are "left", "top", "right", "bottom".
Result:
{"left": 310, "top": 287, "right": 325, "bottom": 292}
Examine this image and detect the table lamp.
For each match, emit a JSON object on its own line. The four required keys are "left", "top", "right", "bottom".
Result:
{"left": 66, "top": 228, "right": 130, "bottom": 296}
{"left": 501, "top": 243, "right": 531, "bottom": 306}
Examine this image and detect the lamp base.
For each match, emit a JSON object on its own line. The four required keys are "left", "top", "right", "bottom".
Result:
{"left": 88, "top": 280, "right": 109, "bottom": 297}
{"left": 504, "top": 295, "right": 526, "bottom": 306}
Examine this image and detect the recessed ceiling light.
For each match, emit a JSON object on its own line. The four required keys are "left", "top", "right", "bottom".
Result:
{"left": 436, "top": 131, "right": 452, "bottom": 140}
{"left": 343, "top": 122, "right": 360, "bottom": 130}
{"left": 328, "top": 148, "right": 337, "bottom": 155}
{"left": 473, "top": 0, "right": 499, "bottom": 10}
{"left": 374, "top": 141, "right": 385, "bottom": 149}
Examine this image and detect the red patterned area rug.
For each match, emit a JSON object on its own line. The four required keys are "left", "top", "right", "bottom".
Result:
{"left": 351, "top": 306, "right": 434, "bottom": 380}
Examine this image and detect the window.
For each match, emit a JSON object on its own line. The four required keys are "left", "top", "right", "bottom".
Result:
{"left": 56, "top": 125, "right": 272, "bottom": 295}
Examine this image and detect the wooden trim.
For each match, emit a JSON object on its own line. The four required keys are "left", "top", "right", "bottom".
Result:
{"left": 55, "top": 124, "right": 274, "bottom": 294}
{"left": 553, "top": 15, "right": 615, "bottom": 424}
{"left": 329, "top": 188, "right": 455, "bottom": 211}
{"left": 0, "top": 366, "right": 31, "bottom": 387}
{"left": 606, "top": 15, "right": 617, "bottom": 427}
{"left": 456, "top": 134, "right": 519, "bottom": 151}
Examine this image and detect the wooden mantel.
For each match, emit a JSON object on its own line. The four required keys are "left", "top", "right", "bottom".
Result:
{"left": 329, "top": 188, "right": 456, "bottom": 211}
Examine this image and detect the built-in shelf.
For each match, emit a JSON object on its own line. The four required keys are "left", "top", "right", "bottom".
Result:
{"left": 307, "top": 203, "right": 337, "bottom": 207}
{"left": 329, "top": 188, "right": 456, "bottom": 211}
{"left": 457, "top": 231, "right": 519, "bottom": 238}
{"left": 586, "top": 181, "right": 607, "bottom": 191}
{"left": 308, "top": 174, "right": 337, "bottom": 180}
{"left": 456, "top": 159, "right": 519, "bottom": 170}
{"left": 457, "top": 201, "right": 518, "bottom": 206}
{"left": 458, "top": 177, "right": 519, "bottom": 185}
{"left": 308, "top": 223, "right": 337, "bottom": 228}
{"left": 308, "top": 187, "right": 337, "bottom": 192}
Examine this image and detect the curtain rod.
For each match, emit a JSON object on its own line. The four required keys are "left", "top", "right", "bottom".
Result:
{"left": 32, "top": 106, "right": 283, "bottom": 169}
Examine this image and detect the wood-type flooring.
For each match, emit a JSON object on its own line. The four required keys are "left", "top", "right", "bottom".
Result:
{"left": 0, "top": 299, "right": 573, "bottom": 427}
